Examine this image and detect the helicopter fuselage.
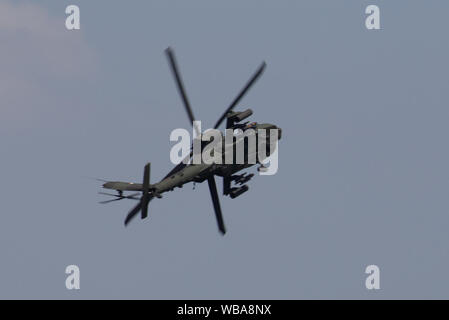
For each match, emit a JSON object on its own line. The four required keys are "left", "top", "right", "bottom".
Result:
{"left": 103, "top": 122, "right": 281, "bottom": 196}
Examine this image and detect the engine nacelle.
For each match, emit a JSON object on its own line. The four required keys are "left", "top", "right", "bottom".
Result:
{"left": 227, "top": 109, "right": 253, "bottom": 123}
{"left": 229, "top": 185, "right": 249, "bottom": 199}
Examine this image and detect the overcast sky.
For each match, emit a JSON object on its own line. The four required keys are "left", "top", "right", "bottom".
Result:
{"left": 1, "top": 0, "right": 449, "bottom": 299}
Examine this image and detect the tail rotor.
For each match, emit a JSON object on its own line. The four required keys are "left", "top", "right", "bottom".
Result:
{"left": 124, "top": 163, "right": 154, "bottom": 226}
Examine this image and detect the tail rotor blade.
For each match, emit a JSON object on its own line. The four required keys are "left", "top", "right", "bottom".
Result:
{"left": 141, "top": 163, "right": 150, "bottom": 219}
{"left": 207, "top": 176, "right": 226, "bottom": 235}
{"left": 214, "top": 61, "right": 266, "bottom": 129}
{"left": 125, "top": 201, "right": 143, "bottom": 226}
{"left": 99, "top": 192, "right": 141, "bottom": 203}
{"left": 99, "top": 198, "right": 123, "bottom": 205}
{"left": 125, "top": 193, "right": 142, "bottom": 200}
{"left": 98, "top": 192, "right": 122, "bottom": 198}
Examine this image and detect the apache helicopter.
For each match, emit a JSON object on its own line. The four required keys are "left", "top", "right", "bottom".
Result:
{"left": 99, "top": 48, "right": 282, "bottom": 235}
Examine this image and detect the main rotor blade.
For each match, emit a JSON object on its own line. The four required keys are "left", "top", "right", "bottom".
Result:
{"left": 165, "top": 47, "right": 200, "bottom": 137}
{"left": 214, "top": 61, "right": 266, "bottom": 129}
{"left": 141, "top": 163, "right": 150, "bottom": 219}
{"left": 124, "top": 201, "right": 142, "bottom": 226}
{"left": 207, "top": 176, "right": 226, "bottom": 235}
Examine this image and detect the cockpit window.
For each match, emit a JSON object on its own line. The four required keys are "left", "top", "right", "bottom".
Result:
{"left": 245, "top": 122, "right": 257, "bottom": 129}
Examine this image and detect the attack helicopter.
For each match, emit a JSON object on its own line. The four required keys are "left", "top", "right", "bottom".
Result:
{"left": 100, "top": 48, "right": 282, "bottom": 235}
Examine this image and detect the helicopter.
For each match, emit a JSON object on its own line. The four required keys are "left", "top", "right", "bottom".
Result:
{"left": 99, "top": 48, "right": 282, "bottom": 235}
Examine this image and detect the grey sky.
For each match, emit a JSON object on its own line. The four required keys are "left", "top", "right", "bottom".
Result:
{"left": 1, "top": 0, "right": 448, "bottom": 299}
